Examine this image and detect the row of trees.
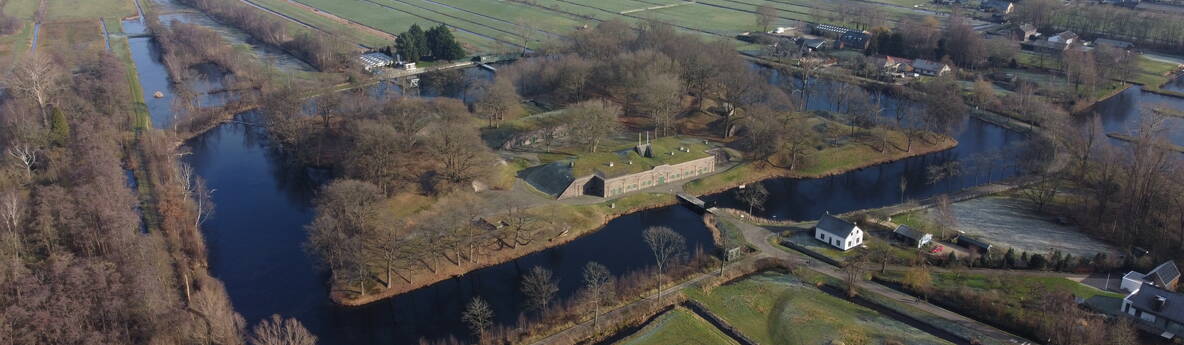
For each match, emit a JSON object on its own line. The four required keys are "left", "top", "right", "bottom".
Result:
{"left": 1016, "top": 0, "right": 1184, "bottom": 53}
{"left": 393, "top": 24, "right": 467, "bottom": 62}
{"left": 175, "top": 0, "right": 352, "bottom": 70}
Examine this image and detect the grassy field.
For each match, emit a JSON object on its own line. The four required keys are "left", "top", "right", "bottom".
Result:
{"left": 684, "top": 272, "right": 953, "bottom": 345}
{"left": 615, "top": 308, "right": 739, "bottom": 345}
{"left": 291, "top": 0, "right": 508, "bottom": 52}
{"left": 0, "top": 22, "right": 34, "bottom": 67}
{"left": 46, "top": 0, "right": 137, "bottom": 20}
{"left": 38, "top": 20, "right": 105, "bottom": 53}
{"left": 2, "top": 0, "right": 40, "bottom": 19}
{"left": 246, "top": 0, "right": 390, "bottom": 47}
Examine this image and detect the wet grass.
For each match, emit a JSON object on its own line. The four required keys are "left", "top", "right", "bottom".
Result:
{"left": 615, "top": 308, "right": 739, "bottom": 345}
{"left": 684, "top": 271, "right": 953, "bottom": 345}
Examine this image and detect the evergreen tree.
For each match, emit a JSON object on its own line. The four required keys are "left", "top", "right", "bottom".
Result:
{"left": 49, "top": 107, "right": 69, "bottom": 147}
{"left": 1004, "top": 248, "right": 1017, "bottom": 268}
{"left": 395, "top": 24, "right": 428, "bottom": 62}
{"left": 426, "top": 24, "right": 465, "bottom": 61}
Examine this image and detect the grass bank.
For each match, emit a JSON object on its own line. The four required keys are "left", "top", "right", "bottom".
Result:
{"left": 614, "top": 307, "right": 740, "bottom": 345}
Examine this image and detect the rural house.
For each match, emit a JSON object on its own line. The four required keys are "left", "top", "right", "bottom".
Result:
{"left": 1122, "top": 283, "right": 1184, "bottom": 339}
{"left": 837, "top": 31, "right": 871, "bottom": 50}
{"left": 911, "top": 59, "right": 951, "bottom": 76}
{"left": 815, "top": 214, "right": 864, "bottom": 251}
{"left": 878, "top": 56, "right": 914, "bottom": 73}
{"left": 893, "top": 225, "right": 932, "bottom": 248}
{"left": 980, "top": 0, "right": 1015, "bottom": 14}
{"left": 1048, "top": 31, "right": 1078, "bottom": 46}
{"left": 1123, "top": 261, "right": 1181, "bottom": 292}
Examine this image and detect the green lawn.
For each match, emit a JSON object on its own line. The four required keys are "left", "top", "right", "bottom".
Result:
{"left": 685, "top": 272, "right": 953, "bottom": 345}
{"left": 427, "top": 0, "right": 587, "bottom": 35}
{"left": 46, "top": 0, "right": 137, "bottom": 20}
{"left": 3, "top": 0, "right": 40, "bottom": 19}
{"left": 930, "top": 272, "right": 1123, "bottom": 300}
{"left": 615, "top": 308, "right": 739, "bottom": 345}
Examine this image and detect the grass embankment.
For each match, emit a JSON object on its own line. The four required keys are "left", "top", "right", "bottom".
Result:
{"left": 684, "top": 271, "right": 953, "bottom": 345}
{"left": 615, "top": 308, "right": 740, "bottom": 345}
{"left": 336, "top": 191, "right": 680, "bottom": 306}
{"left": 685, "top": 127, "right": 957, "bottom": 195}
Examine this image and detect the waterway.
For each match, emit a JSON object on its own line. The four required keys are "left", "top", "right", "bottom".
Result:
{"left": 184, "top": 117, "right": 714, "bottom": 343}
{"left": 1088, "top": 85, "right": 1184, "bottom": 147}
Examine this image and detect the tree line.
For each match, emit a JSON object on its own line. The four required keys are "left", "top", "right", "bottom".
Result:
{"left": 0, "top": 49, "right": 313, "bottom": 344}
{"left": 1017, "top": 0, "right": 1184, "bottom": 53}
{"left": 391, "top": 23, "right": 467, "bottom": 62}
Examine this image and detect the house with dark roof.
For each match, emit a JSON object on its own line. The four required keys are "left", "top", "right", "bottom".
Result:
{"left": 892, "top": 225, "right": 932, "bottom": 248}
{"left": 815, "top": 214, "right": 864, "bottom": 251}
{"left": 798, "top": 38, "right": 829, "bottom": 52}
{"left": 837, "top": 31, "right": 871, "bottom": 50}
{"left": 1122, "top": 282, "right": 1184, "bottom": 339}
{"left": 1123, "top": 261, "right": 1181, "bottom": 292}
{"left": 980, "top": 0, "right": 1015, "bottom": 13}
{"left": 911, "top": 59, "right": 951, "bottom": 76}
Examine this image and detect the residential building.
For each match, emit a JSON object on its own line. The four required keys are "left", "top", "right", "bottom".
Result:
{"left": 911, "top": 59, "right": 951, "bottom": 76}
{"left": 798, "top": 38, "right": 829, "bottom": 52}
{"left": 815, "top": 214, "right": 864, "bottom": 251}
{"left": 1123, "top": 261, "right": 1181, "bottom": 292}
{"left": 1048, "top": 31, "right": 1078, "bottom": 46}
{"left": 358, "top": 52, "right": 395, "bottom": 72}
{"left": 981, "top": 0, "right": 1015, "bottom": 13}
{"left": 893, "top": 225, "right": 932, "bottom": 248}
{"left": 1122, "top": 283, "right": 1184, "bottom": 339}
{"left": 878, "top": 56, "right": 914, "bottom": 73}
{"left": 837, "top": 31, "right": 871, "bottom": 50}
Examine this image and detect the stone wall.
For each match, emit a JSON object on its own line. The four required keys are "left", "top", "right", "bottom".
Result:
{"left": 602, "top": 156, "right": 715, "bottom": 198}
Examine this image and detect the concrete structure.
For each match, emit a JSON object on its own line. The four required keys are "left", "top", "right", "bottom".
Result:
{"left": 1123, "top": 282, "right": 1184, "bottom": 339}
{"left": 893, "top": 225, "right": 932, "bottom": 248}
{"left": 815, "top": 214, "right": 864, "bottom": 251}
{"left": 556, "top": 136, "right": 716, "bottom": 199}
{"left": 1123, "top": 261, "right": 1181, "bottom": 292}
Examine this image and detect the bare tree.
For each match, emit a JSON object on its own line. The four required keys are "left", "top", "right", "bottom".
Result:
{"left": 756, "top": 5, "right": 778, "bottom": 32}
{"left": 582, "top": 261, "right": 614, "bottom": 331}
{"left": 194, "top": 178, "right": 216, "bottom": 228}
{"left": 520, "top": 265, "right": 559, "bottom": 314}
{"left": 473, "top": 76, "right": 521, "bottom": 128}
{"left": 843, "top": 253, "right": 867, "bottom": 297}
{"left": 7, "top": 144, "right": 37, "bottom": 179}
{"left": 932, "top": 194, "right": 957, "bottom": 239}
{"left": 461, "top": 296, "right": 494, "bottom": 338}
{"left": 636, "top": 72, "right": 684, "bottom": 137}
{"left": 642, "top": 226, "right": 686, "bottom": 302}
{"left": 7, "top": 54, "right": 63, "bottom": 126}
{"left": 248, "top": 314, "right": 317, "bottom": 345}
{"left": 735, "top": 183, "right": 768, "bottom": 214}
{"left": 568, "top": 100, "right": 621, "bottom": 153}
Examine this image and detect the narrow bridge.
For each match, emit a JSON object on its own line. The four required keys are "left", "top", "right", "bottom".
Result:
{"left": 677, "top": 193, "right": 712, "bottom": 213}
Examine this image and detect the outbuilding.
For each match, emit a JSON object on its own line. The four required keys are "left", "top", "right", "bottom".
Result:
{"left": 1123, "top": 261, "right": 1181, "bottom": 292}
{"left": 358, "top": 52, "right": 395, "bottom": 72}
{"left": 815, "top": 214, "right": 864, "bottom": 251}
{"left": 956, "top": 235, "right": 992, "bottom": 255}
{"left": 911, "top": 59, "right": 951, "bottom": 76}
{"left": 893, "top": 225, "right": 932, "bottom": 248}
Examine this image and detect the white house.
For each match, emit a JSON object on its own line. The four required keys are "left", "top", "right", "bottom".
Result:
{"left": 815, "top": 214, "right": 863, "bottom": 251}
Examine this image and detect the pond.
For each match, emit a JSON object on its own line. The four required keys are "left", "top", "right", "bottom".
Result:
{"left": 184, "top": 114, "right": 713, "bottom": 344}
{"left": 1087, "top": 85, "right": 1184, "bottom": 147}
{"left": 917, "top": 196, "right": 1120, "bottom": 258}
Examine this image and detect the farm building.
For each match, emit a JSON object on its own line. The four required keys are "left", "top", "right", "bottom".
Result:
{"left": 1122, "top": 282, "right": 1184, "bottom": 340}
{"left": 837, "top": 31, "right": 871, "bottom": 50}
{"left": 893, "top": 225, "right": 932, "bottom": 248}
{"left": 1123, "top": 261, "right": 1181, "bottom": 292}
{"left": 956, "top": 235, "right": 992, "bottom": 254}
{"left": 815, "top": 214, "right": 864, "bottom": 251}
{"left": 358, "top": 52, "right": 395, "bottom": 72}
{"left": 521, "top": 137, "right": 716, "bottom": 199}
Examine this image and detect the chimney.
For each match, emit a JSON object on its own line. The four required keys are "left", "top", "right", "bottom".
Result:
{"left": 1155, "top": 296, "right": 1168, "bottom": 311}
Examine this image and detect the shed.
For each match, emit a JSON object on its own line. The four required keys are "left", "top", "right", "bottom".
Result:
{"left": 799, "top": 38, "right": 829, "bottom": 52}
{"left": 956, "top": 235, "right": 992, "bottom": 254}
{"left": 893, "top": 225, "right": 932, "bottom": 248}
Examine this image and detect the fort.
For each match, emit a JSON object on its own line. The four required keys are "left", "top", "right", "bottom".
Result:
{"left": 554, "top": 136, "right": 716, "bottom": 199}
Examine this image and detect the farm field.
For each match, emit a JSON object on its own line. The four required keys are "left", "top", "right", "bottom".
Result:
{"left": 292, "top": 0, "right": 509, "bottom": 52}
{"left": 2, "top": 0, "right": 40, "bottom": 19}
{"left": 246, "top": 0, "right": 391, "bottom": 47}
{"left": 684, "top": 272, "right": 953, "bottom": 345}
{"left": 46, "top": 0, "right": 137, "bottom": 21}
{"left": 37, "top": 20, "right": 105, "bottom": 53}
{"left": 614, "top": 308, "right": 740, "bottom": 345}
